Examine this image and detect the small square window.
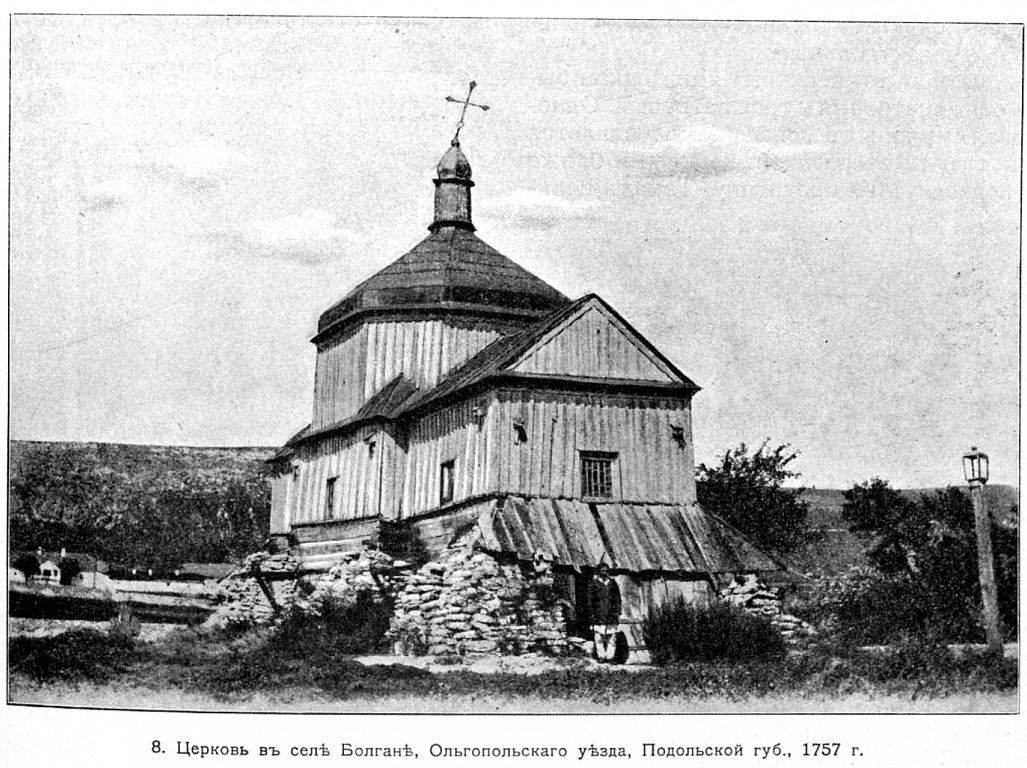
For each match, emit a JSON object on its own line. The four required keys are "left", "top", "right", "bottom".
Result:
{"left": 580, "top": 452, "right": 616, "bottom": 499}
{"left": 325, "top": 477, "right": 337, "bottom": 518}
{"left": 440, "top": 460, "right": 456, "bottom": 505}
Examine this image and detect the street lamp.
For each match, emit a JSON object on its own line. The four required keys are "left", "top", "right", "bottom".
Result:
{"left": 962, "top": 447, "right": 989, "bottom": 485}
{"left": 962, "top": 446, "right": 1002, "bottom": 654}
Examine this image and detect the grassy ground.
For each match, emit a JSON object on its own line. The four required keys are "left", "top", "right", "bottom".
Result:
{"left": 6, "top": 621, "right": 1018, "bottom": 714}
{"left": 8, "top": 679, "right": 1015, "bottom": 714}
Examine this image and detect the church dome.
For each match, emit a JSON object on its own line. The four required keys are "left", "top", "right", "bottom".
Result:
{"left": 313, "top": 137, "right": 570, "bottom": 341}
{"left": 315, "top": 226, "right": 570, "bottom": 340}
{"left": 437, "top": 140, "right": 472, "bottom": 180}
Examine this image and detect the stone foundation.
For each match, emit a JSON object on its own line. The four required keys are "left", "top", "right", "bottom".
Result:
{"left": 205, "top": 548, "right": 397, "bottom": 628}
{"left": 388, "top": 540, "right": 569, "bottom": 657}
{"left": 207, "top": 551, "right": 305, "bottom": 627}
{"left": 205, "top": 542, "right": 570, "bottom": 658}
{"left": 209, "top": 550, "right": 809, "bottom": 654}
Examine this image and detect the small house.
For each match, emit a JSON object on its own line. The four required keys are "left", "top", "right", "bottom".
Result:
{"left": 33, "top": 559, "right": 61, "bottom": 585}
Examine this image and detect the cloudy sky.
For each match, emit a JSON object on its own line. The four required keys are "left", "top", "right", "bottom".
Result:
{"left": 9, "top": 17, "right": 1021, "bottom": 489}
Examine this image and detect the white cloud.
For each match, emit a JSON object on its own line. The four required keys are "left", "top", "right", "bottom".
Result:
{"left": 80, "top": 179, "right": 135, "bottom": 210}
{"left": 481, "top": 189, "right": 605, "bottom": 229}
{"left": 158, "top": 138, "right": 251, "bottom": 187}
{"left": 225, "top": 209, "right": 365, "bottom": 263}
{"left": 623, "top": 125, "right": 825, "bottom": 179}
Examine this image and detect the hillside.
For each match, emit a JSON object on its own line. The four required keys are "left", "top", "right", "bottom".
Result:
{"left": 9, "top": 441, "right": 275, "bottom": 483}
{"left": 8, "top": 441, "right": 275, "bottom": 569}
{"left": 793, "top": 485, "right": 1018, "bottom": 576}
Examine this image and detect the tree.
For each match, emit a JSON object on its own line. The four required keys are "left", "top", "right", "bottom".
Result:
{"left": 841, "top": 479, "right": 1018, "bottom": 640}
{"left": 13, "top": 553, "right": 40, "bottom": 580}
{"left": 58, "top": 556, "right": 83, "bottom": 586}
{"left": 696, "top": 441, "right": 809, "bottom": 553}
{"left": 842, "top": 478, "right": 919, "bottom": 573}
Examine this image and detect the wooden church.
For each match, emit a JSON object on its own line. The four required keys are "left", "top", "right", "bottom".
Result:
{"left": 268, "top": 122, "right": 778, "bottom": 629}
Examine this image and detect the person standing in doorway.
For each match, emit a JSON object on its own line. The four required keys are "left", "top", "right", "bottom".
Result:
{"left": 588, "top": 561, "right": 621, "bottom": 663}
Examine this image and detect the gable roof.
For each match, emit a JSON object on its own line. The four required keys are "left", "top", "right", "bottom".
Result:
{"left": 510, "top": 299, "right": 680, "bottom": 382}
{"left": 407, "top": 294, "right": 699, "bottom": 412}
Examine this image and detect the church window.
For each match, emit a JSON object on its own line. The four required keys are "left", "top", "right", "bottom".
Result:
{"left": 440, "top": 460, "right": 456, "bottom": 505}
{"left": 325, "top": 477, "right": 337, "bottom": 518}
{"left": 580, "top": 452, "right": 616, "bottom": 499}
{"left": 513, "top": 420, "right": 528, "bottom": 444}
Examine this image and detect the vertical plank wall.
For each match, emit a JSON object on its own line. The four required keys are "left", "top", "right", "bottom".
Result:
{"left": 289, "top": 425, "right": 383, "bottom": 524}
{"left": 398, "top": 388, "right": 697, "bottom": 519}
{"left": 491, "top": 389, "right": 697, "bottom": 504}
{"left": 512, "top": 305, "right": 675, "bottom": 382}
{"left": 312, "top": 325, "right": 367, "bottom": 429}
{"left": 361, "top": 319, "right": 504, "bottom": 397}
{"left": 401, "top": 396, "right": 494, "bottom": 518}
{"left": 312, "top": 319, "right": 507, "bottom": 428}
{"left": 268, "top": 473, "right": 291, "bottom": 534}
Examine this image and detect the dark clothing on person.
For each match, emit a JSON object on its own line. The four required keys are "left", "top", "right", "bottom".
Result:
{"left": 588, "top": 574, "right": 621, "bottom": 625}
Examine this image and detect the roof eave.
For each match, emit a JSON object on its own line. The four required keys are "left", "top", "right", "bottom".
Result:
{"left": 311, "top": 302, "right": 556, "bottom": 345}
{"left": 406, "top": 372, "right": 698, "bottom": 417}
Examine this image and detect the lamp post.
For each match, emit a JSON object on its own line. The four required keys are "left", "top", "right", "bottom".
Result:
{"left": 962, "top": 446, "right": 1002, "bottom": 655}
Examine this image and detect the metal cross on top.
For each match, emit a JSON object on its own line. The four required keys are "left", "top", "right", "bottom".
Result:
{"left": 445, "top": 80, "right": 490, "bottom": 143}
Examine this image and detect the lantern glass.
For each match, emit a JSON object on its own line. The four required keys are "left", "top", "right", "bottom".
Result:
{"left": 962, "top": 448, "right": 989, "bottom": 484}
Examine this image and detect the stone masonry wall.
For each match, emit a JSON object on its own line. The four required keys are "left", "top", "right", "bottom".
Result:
{"left": 388, "top": 542, "right": 569, "bottom": 657}
{"left": 205, "top": 542, "right": 571, "bottom": 660}
{"left": 205, "top": 549, "right": 395, "bottom": 628}
{"left": 206, "top": 551, "right": 305, "bottom": 627}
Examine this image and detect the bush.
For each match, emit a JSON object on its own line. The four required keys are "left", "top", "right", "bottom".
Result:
{"left": 798, "top": 566, "right": 986, "bottom": 645}
{"left": 268, "top": 591, "right": 395, "bottom": 660}
{"left": 642, "top": 599, "right": 786, "bottom": 664}
{"left": 8, "top": 629, "right": 140, "bottom": 683}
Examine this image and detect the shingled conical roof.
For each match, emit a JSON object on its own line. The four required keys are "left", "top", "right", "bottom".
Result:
{"left": 315, "top": 140, "right": 570, "bottom": 339}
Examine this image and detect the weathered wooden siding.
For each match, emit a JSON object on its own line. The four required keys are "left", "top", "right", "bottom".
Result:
{"left": 492, "top": 389, "right": 696, "bottom": 504}
{"left": 512, "top": 305, "right": 675, "bottom": 382}
{"left": 290, "top": 425, "right": 382, "bottom": 524}
{"left": 312, "top": 326, "right": 367, "bottom": 429}
{"left": 268, "top": 473, "right": 291, "bottom": 535}
{"left": 362, "top": 320, "right": 505, "bottom": 397}
{"left": 378, "top": 428, "right": 406, "bottom": 521}
{"left": 624, "top": 575, "right": 714, "bottom": 620}
{"left": 400, "top": 397, "right": 495, "bottom": 519}
{"left": 313, "top": 319, "right": 506, "bottom": 428}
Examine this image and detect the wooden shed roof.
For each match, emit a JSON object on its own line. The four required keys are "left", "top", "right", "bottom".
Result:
{"left": 315, "top": 226, "right": 570, "bottom": 340}
{"left": 475, "top": 496, "right": 782, "bottom": 574}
